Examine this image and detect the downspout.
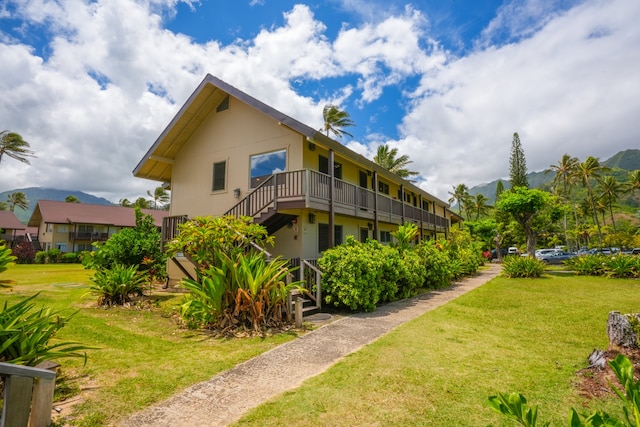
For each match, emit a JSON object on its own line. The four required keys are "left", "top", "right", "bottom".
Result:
{"left": 328, "top": 149, "right": 335, "bottom": 248}
{"left": 400, "top": 184, "right": 405, "bottom": 224}
{"left": 373, "top": 171, "right": 379, "bottom": 239}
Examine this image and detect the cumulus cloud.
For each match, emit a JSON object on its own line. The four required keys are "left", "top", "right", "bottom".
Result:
{"left": 0, "top": 0, "right": 638, "bottom": 205}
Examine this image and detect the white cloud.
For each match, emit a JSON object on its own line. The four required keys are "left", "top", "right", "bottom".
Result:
{"left": 0, "top": 0, "right": 637, "bottom": 206}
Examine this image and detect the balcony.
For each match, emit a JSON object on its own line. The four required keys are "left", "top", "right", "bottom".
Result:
{"left": 68, "top": 232, "right": 109, "bottom": 242}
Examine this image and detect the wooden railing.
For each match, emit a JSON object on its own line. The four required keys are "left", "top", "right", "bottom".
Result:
{"left": 224, "top": 169, "right": 450, "bottom": 230}
{"left": 0, "top": 362, "right": 56, "bottom": 427}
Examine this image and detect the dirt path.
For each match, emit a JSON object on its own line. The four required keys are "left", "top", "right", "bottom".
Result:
{"left": 120, "top": 263, "right": 502, "bottom": 427}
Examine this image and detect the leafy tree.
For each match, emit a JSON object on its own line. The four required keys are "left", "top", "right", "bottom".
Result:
{"left": 373, "top": 144, "right": 419, "bottom": 179}
{"left": 119, "top": 198, "right": 133, "bottom": 207}
{"left": 321, "top": 104, "right": 355, "bottom": 139}
{"left": 6, "top": 191, "right": 29, "bottom": 212}
{"left": 147, "top": 186, "right": 170, "bottom": 209}
{"left": 598, "top": 175, "right": 624, "bottom": 233}
{"left": 0, "top": 130, "right": 35, "bottom": 167}
{"left": 495, "top": 180, "right": 505, "bottom": 201}
{"left": 134, "top": 197, "right": 151, "bottom": 209}
{"left": 509, "top": 132, "right": 529, "bottom": 189}
{"left": 448, "top": 183, "right": 470, "bottom": 218}
{"left": 65, "top": 195, "right": 80, "bottom": 203}
{"left": 496, "top": 187, "right": 551, "bottom": 257}
{"left": 0, "top": 201, "right": 7, "bottom": 210}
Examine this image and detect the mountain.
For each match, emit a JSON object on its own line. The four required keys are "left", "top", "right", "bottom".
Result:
{"left": 0, "top": 187, "right": 113, "bottom": 224}
{"left": 468, "top": 149, "right": 640, "bottom": 204}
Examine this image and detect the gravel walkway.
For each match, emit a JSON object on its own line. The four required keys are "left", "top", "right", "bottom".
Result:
{"left": 120, "top": 263, "right": 501, "bottom": 427}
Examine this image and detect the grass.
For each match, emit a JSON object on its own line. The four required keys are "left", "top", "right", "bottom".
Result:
{"left": 1, "top": 264, "right": 298, "bottom": 426}
{"left": 233, "top": 273, "right": 640, "bottom": 426}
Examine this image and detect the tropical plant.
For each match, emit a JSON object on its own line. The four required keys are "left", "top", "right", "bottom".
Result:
{"left": 180, "top": 252, "right": 304, "bottom": 331}
{"left": 448, "top": 183, "right": 470, "bottom": 218}
{"left": 90, "top": 264, "right": 147, "bottom": 306}
{"left": 147, "top": 186, "right": 170, "bottom": 209}
{"left": 6, "top": 191, "right": 29, "bottom": 212}
{"left": 627, "top": 170, "right": 640, "bottom": 196}
{"left": 0, "top": 294, "right": 88, "bottom": 366}
{"left": 119, "top": 198, "right": 133, "bottom": 207}
{"left": 414, "top": 240, "right": 453, "bottom": 289}
{"left": 573, "top": 156, "right": 609, "bottom": 245}
{"left": 391, "top": 223, "right": 419, "bottom": 252}
{"left": 509, "top": 132, "right": 529, "bottom": 189}
{"left": 545, "top": 154, "right": 579, "bottom": 243}
{"left": 65, "top": 195, "right": 80, "bottom": 203}
{"left": 0, "top": 243, "right": 17, "bottom": 286}
{"left": 501, "top": 255, "right": 545, "bottom": 278}
{"left": 12, "top": 242, "right": 36, "bottom": 264}
{"left": 373, "top": 144, "right": 419, "bottom": 179}
{"left": 489, "top": 355, "right": 640, "bottom": 427}
{"left": 564, "top": 254, "right": 608, "bottom": 276}
{"left": 599, "top": 175, "right": 624, "bottom": 233}
{"left": 469, "top": 193, "right": 493, "bottom": 220}
{"left": 0, "top": 130, "right": 35, "bottom": 166}
{"left": 321, "top": 104, "right": 355, "bottom": 139}
{"left": 134, "top": 197, "right": 151, "bottom": 209}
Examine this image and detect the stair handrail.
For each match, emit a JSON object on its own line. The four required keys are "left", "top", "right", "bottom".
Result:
{"left": 224, "top": 174, "right": 276, "bottom": 219}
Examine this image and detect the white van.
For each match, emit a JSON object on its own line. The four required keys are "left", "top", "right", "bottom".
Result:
{"left": 508, "top": 247, "right": 519, "bottom": 255}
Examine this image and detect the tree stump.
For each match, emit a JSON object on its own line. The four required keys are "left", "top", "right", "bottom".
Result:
{"left": 607, "top": 311, "right": 639, "bottom": 349}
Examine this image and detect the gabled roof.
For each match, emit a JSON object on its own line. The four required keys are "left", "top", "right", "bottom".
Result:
{"left": 27, "top": 200, "right": 169, "bottom": 228}
{"left": 0, "top": 211, "right": 26, "bottom": 230}
{"left": 133, "top": 74, "right": 448, "bottom": 205}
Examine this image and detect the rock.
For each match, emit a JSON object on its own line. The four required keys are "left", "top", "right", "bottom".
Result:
{"left": 607, "top": 311, "right": 639, "bottom": 349}
{"left": 588, "top": 348, "right": 607, "bottom": 370}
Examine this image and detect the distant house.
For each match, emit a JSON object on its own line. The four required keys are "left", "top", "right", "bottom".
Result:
{"left": 0, "top": 211, "right": 26, "bottom": 247}
{"left": 134, "top": 74, "right": 457, "bottom": 279}
{"left": 28, "top": 200, "right": 169, "bottom": 252}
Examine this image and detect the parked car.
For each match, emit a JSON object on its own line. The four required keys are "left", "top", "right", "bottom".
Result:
{"left": 538, "top": 251, "right": 577, "bottom": 265}
{"left": 630, "top": 248, "right": 640, "bottom": 255}
{"left": 535, "top": 248, "right": 561, "bottom": 259}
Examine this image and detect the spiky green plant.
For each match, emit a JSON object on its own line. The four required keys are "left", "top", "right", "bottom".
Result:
{"left": 0, "top": 242, "right": 16, "bottom": 287}
{"left": 0, "top": 294, "right": 89, "bottom": 366}
{"left": 90, "top": 264, "right": 147, "bottom": 306}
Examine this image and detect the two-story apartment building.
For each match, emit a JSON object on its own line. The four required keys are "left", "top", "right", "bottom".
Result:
{"left": 134, "top": 75, "right": 457, "bottom": 272}
{"left": 28, "top": 200, "right": 169, "bottom": 253}
{"left": 0, "top": 211, "right": 26, "bottom": 247}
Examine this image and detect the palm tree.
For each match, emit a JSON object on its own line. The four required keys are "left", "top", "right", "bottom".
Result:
{"left": 373, "top": 145, "right": 419, "bottom": 179}
{"left": 573, "top": 156, "right": 608, "bottom": 245}
{"left": 6, "top": 192, "right": 29, "bottom": 212}
{"left": 0, "top": 201, "right": 8, "bottom": 211}
{"left": 0, "top": 130, "right": 35, "bottom": 166}
{"left": 448, "top": 183, "right": 470, "bottom": 218}
{"left": 627, "top": 170, "right": 640, "bottom": 196}
{"left": 598, "top": 176, "right": 623, "bottom": 233}
{"left": 321, "top": 105, "right": 355, "bottom": 139}
{"left": 469, "top": 193, "right": 492, "bottom": 221}
{"left": 134, "top": 197, "right": 151, "bottom": 209}
{"left": 545, "top": 154, "right": 579, "bottom": 244}
{"left": 119, "top": 198, "right": 133, "bottom": 207}
{"left": 147, "top": 186, "right": 170, "bottom": 209}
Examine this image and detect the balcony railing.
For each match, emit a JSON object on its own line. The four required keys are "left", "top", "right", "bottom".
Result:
{"left": 225, "top": 169, "right": 450, "bottom": 229}
{"left": 68, "top": 232, "right": 109, "bottom": 241}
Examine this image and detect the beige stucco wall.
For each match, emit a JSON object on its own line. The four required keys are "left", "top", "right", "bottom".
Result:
{"left": 170, "top": 97, "right": 304, "bottom": 218}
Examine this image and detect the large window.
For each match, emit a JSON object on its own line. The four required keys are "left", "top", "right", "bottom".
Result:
{"left": 250, "top": 149, "right": 286, "bottom": 188}
{"left": 212, "top": 161, "right": 226, "bottom": 192}
{"left": 318, "top": 223, "right": 343, "bottom": 252}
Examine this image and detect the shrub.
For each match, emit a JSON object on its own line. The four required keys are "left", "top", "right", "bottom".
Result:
{"left": 564, "top": 254, "right": 609, "bottom": 276}
{"left": 603, "top": 254, "right": 640, "bottom": 278}
{"left": 0, "top": 243, "right": 17, "bottom": 274}
{"left": 415, "top": 240, "right": 454, "bottom": 289}
{"left": 83, "top": 207, "right": 166, "bottom": 281}
{"left": 0, "top": 294, "right": 89, "bottom": 366}
{"left": 395, "top": 249, "right": 427, "bottom": 299}
{"left": 12, "top": 242, "right": 36, "bottom": 264}
{"left": 90, "top": 264, "right": 147, "bottom": 306}
{"left": 501, "top": 255, "right": 545, "bottom": 278}
{"left": 60, "top": 252, "right": 81, "bottom": 264}
{"left": 319, "top": 236, "right": 391, "bottom": 311}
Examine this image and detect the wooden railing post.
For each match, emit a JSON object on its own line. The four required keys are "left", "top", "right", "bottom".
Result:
{"left": 0, "top": 362, "right": 57, "bottom": 427}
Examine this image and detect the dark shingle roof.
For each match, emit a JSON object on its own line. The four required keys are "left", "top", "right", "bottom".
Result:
{"left": 28, "top": 200, "right": 169, "bottom": 228}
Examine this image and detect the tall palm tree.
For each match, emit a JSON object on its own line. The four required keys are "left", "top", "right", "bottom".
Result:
{"left": 0, "top": 130, "right": 35, "bottom": 166}
{"left": 134, "top": 197, "right": 151, "bottom": 209}
{"left": 119, "top": 198, "right": 133, "bottom": 207}
{"left": 448, "top": 183, "right": 470, "bottom": 218}
{"left": 147, "top": 186, "right": 170, "bottom": 209}
{"left": 6, "top": 191, "right": 29, "bottom": 212}
{"left": 573, "top": 156, "right": 608, "bottom": 245}
{"left": 598, "top": 176, "right": 623, "bottom": 233}
{"left": 545, "top": 154, "right": 579, "bottom": 244}
{"left": 627, "top": 170, "right": 640, "bottom": 196}
{"left": 321, "top": 105, "right": 355, "bottom": 139}
{"left": 373, "top": 145, "right": 419, "bottom": 179}
{"left": 470, "top": 193, "right": 492, "bottom": 221}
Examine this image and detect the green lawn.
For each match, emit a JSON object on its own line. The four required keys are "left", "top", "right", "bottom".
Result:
{"left": 2, "top": 265, "right": 637, "bottom": 426}
{"left": 1, "top": 264, "right": 297, "bottom": 426}
{"left": 233, "top": 272, "right": 639, "bottom": 426}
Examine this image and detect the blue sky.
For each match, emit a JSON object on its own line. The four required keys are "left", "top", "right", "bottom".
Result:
{"left": 0, "top": 0, "right": 638, "bottom": 203}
